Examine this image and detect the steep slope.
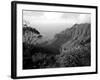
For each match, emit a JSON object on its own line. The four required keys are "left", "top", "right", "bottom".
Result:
{"left": 56, "top": 23, "right": 91, "bottom": 67}
{"left": 42, "top": 23, "right": 90, "bottom": 54}
{"left": 61, "top": 23, "right": 91, "bottom": 51}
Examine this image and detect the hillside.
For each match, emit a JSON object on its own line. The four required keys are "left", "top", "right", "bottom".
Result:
{"left": 41, "top": 23, "right": 90, "bottom": 54}
{"left": 23, "top": 23, "right": 91, "bottom": 69}
{"left": 55, "top": 23, "right": 91, "bottom": 67}
{"left": 61, "top": 23, "right": 90, "bottom": 51}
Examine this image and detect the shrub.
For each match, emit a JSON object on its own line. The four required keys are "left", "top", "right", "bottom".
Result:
{"left": 56, "top": 45, "right": 91, "bottom": 67}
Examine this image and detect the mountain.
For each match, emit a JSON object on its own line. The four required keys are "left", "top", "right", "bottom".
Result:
{"left": 60, "top": 23, "right": 90, "bottom": 51}
{"left": 23, "top": 23, "right": 91, "bottom": 69}
{"left": 23, "top": 23, "right": 91, "bottom": 55}
{"left": 41, "top": 23, "right": 90, "bottom": 54}
{"left": 40, "top": 23, "right": 91, "bottom": 67}
{"left": 55, "top": 23, "right": 91, "bottom": 67}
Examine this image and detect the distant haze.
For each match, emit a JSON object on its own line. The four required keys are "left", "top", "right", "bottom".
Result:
{"left": 23, "top": 10, "right": 91, "bottom": 40}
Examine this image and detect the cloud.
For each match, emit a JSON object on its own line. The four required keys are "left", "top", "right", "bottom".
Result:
{"left": 23, "top": 10, "right": 44, "bottom": 17}
{"left": 77, "top": 14, "right": 91, "bottom": 23}
{"left": 23, "top": 11, "right": 91, "bottom": 26}
{"left": 62, "top": 13, "right": 79, "bottom": 19}
{"left": 62, "top": 13, "right": 91, "bottom": 24}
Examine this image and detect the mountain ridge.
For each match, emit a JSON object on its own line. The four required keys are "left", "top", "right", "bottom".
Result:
{"left": 40, "top": 23, "right": 91, "bottom": 54}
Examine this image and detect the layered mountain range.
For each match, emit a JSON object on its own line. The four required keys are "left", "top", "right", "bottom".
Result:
{"left": 39, "top": 23, "right": 91, "bottom": 54}
{"left": 23, "top": 23, "right": 91, "bottom": 69}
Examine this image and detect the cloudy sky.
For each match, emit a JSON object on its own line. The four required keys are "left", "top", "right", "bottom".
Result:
{"left": 23, "top": 10, "right": 91, "bottom": 40}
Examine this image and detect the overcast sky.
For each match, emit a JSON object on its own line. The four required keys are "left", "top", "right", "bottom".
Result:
{"left": 23, "top": 10, "right": 91, "bottom": 40}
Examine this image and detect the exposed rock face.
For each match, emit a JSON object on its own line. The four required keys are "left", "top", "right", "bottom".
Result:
{"left": 55, "top": 23, "right": 91, "bottom": 67}
{"left": 61, "top": 23, "right": 91, "bottom": 52}
{"left": 42, "top": 23, "right": 91, "bottom": 54}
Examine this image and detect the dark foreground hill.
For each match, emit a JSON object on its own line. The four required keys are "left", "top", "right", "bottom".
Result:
{"left": 23, "top": 23, "right": 91, "bottom": 69}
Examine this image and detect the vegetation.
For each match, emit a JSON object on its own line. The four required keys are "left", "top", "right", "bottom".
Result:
{"left": 23, "top": 23, "right": 91, "bottom": 69}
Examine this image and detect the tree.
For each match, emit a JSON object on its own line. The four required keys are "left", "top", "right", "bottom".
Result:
{"left": 23, "top": 24, "right": 42, "bottom": 44}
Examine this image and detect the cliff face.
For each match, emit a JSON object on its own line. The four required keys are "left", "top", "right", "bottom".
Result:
{"left": 55, "top": 23, "right": 91, "bottom": 67}
{"left": 61, "top": 23, "right": 91, "bottom": 51}
{"left": 43, "top": 23, "right": 91, "bottom": 54}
